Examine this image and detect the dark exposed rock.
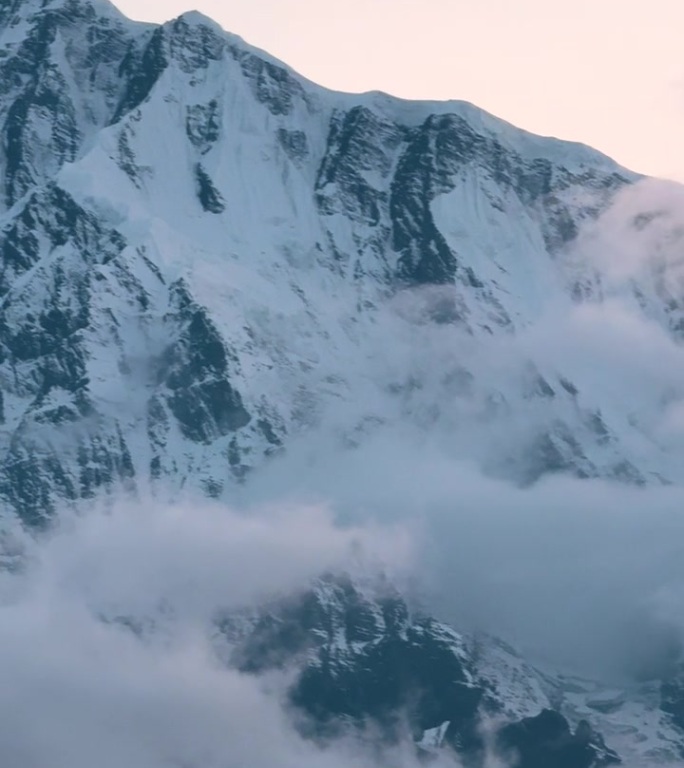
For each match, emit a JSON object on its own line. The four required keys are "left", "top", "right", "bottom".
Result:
{"left": 78, "top": 428, "right": 135, "bottom": 499}
{"left": 231, "top": 46, "right": 305, "bottom": 116}
{"left": 167, "top": 14, "right": 225, "bottom": 73}
{"left": 0, "top": 0, "right": 141, "bottom": 203}
{"left": 316, "top": 107, "right": 402, "bottom": 227}
{"left": 510, "top": 422, "right": 595, "bottom": 486}
{"left": 661, "top": 668, "right": 684, "bottom": 734}
{"left": 0, "top": 441, "right": 78, "bottom": 526}
{"left": 496, "top": 710, "right": 621, "bottom": 768}
{"left": 194, "top": 163, "right": 225, "bottom": 213}
{"left": 158, "top": 285, "right": 250, "bottom": 443}
{"left": 277, "top": 128, "right": 309, "bottom": 164}
{"left": 314, "top": 103, "right": 627, "bottom": 289}
{"left": 391, "top": 117, "right": 462, "bottom": 285}
{"left": 220, "top": 575, "right": 620, "bottom": 767}
{"left": 114, "top": 27, "right": 167, "bottom": 120}
{"left": 186, "top": 100, "right": 221, "bottom": 154}
{"left": 224, "top": 575, "right": 482, "bottom": 748}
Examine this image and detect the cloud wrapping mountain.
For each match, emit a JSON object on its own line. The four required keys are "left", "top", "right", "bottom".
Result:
{"left": 2, "top": 0, "right": 684, "bottom": 765}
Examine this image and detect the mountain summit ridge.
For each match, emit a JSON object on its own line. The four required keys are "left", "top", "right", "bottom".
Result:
{"left": 0, "top": 0, "right": 680, "bottom": 523}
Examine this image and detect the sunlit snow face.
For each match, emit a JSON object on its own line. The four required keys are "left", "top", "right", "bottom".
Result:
{"left": 112, "top": 0, "right": 684, "bottom": 181}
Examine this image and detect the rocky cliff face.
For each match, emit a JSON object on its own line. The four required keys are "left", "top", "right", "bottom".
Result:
{"left": 213, "top": 572, "right": 684, "bottom": 766}
{"left": 218, "top": 575, "right": 621, "bottom": 768}
{"left": 3, "top": 0, "right": 682, "bottom": 523}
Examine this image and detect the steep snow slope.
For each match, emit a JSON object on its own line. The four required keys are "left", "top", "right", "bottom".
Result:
{"left": 0, "top": 0, "right": 681, "bottom": 523}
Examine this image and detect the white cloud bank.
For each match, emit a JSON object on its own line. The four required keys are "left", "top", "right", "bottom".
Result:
{"left": 245, "top": 431, "right": 684, "bottom": 683}
{"left": 0, "top": 499, "right": 432, "bottom": 768}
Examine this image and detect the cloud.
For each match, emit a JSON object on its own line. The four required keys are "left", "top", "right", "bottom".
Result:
{"left": 571, "top": 178, "right": 684, "bottom": 283}
{"left": 27, "top": 499, "right": 411, "bottom": 624}
{"left": 235, "top": 178, "right": 684, "bottom": 686}
{"left": 6, "top": 436, "right": 680, "bottom": 766}
{"left": 243, "top": 428, "right": 684, "bottom": 683}
{"left": 0, "top": 498, "right": 429, "bottom": 768}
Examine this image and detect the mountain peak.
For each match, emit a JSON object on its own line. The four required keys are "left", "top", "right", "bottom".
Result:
{"left": 0, "top": 0, "right": 676, "bottom": 510}
{"left": 172, "top": 9, "right": 222, "bottom": 30}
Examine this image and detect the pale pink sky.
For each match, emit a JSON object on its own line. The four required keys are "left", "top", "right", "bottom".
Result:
{"left": 113, "top": 0, "right": 683, "bottom": 180}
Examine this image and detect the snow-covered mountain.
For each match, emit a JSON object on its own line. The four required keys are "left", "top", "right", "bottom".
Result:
{"left": 218, "top": 573, "right": 623, "bottom": 768}
{"left": 218, "top": 572, "right": 684, "bottom": 767}
{"left": 4, "top": 2, "right": 684, "bottom": 766}
{"left": 2, "top": 0, "right": 684, "bottom": 523}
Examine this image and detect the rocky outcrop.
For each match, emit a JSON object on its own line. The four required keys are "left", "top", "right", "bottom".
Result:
{"left": 219, "top": 575, "right": 621, "bottom": 767}
{"left": 496, "top": 709, "right": 621, "bottom": 768}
